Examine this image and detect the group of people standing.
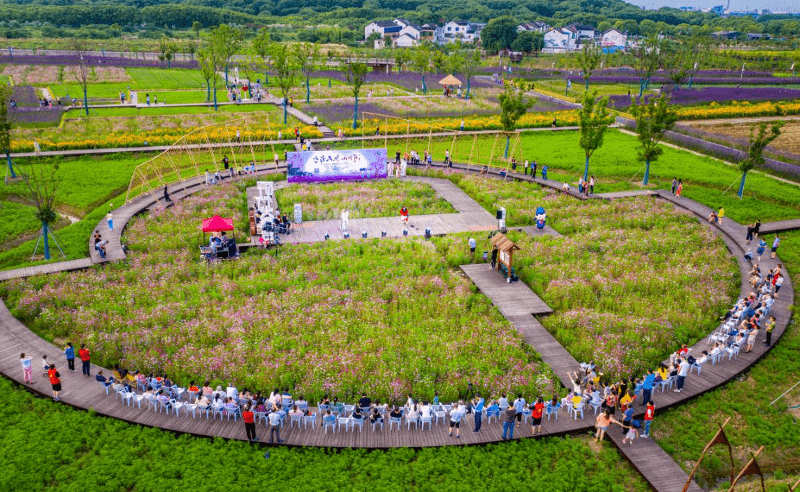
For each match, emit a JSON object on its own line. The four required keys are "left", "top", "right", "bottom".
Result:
{"left": 20, "top": 342, "right": 91, "bottom": 401}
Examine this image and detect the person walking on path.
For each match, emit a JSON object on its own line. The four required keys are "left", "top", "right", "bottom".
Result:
{"left": 642, "top": 401, "right": 655, "bottom": 438}
{"left": 621, "top": 402, "right": 634, "bottom": 435}
{"left": 513, "top": 394, "right": 526, "bottom": 426}
{"left": 674, "top": 357, "right": 690, "bottom": 393}
{"left": 340, "top": 209, "right": 349, "bottom": 232}
{"left": 243, "top": 404, "right": 258, "bottom": 441}
{"left": 472, "top": 394, "right": 485, "bottom": 432}
{"left": 64, "top": 342, "right": 75, "bottom": 372}
{"left": 671, "top": 177, "right": 677, "bottom": 195}
{"left": 107, "top": 210, "right": 113, "bottom": 231}
{"left": 78, "top": 344, "right": 91, "bottom": 377}
{"left": 532, "top": 161, "right": 538, "bottom": 180}
{"left": 589, "top": 175, "right": 595, "bottom": 195}
{"left": 717, "top": 206, "right": 725, "bottom": 225}
{"left": 163, "top": 186, "right": 172, "bottom": 203}
{"left": 764, "top": 315, "right": 776, "bottom": 346}
{"left": 622, "top": 420, "right": 639, "bottom": 445}
{"left": 772, "top": 234, "right": 780, "bottom": 259}
{"left": 530, "top": 397, "right": 544, "bottom": 436}
{"left": 523, "top": 160, "right": 528, "bottom": 175}
{"left": 41, "top": 355, "right": 50, "bottom": 378}
{"left": 594, "top": 409, "right": 619, "bottom": 443}
{"left": 468, "top": 237, "right": 476, "bottom": 255}
{"left": 757, "top": 238, "right": 767, "bottom": 262}
{"left": 48, "top": 363, "right": 62, "bottom": 401}
{"left": 20, "top": 353, "right": 34, "bottom": 384}
{"left": 448, "top": 402, "right": 464, "bottom": 438}
{"left": 676, "top": 179, "right": 683, "bottom": 197}
{"left": 502, "top": 404, "right": 517, "bottom": 440}
{"left": 268, "top": 407, "right": 283, "bottom": 444}
{"left": 400, "top": 206, "right": 409, "bottom": 223}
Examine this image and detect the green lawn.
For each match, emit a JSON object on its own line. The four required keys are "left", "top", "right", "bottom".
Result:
{"left": 532, "top": 79, "right": 651, "bottom": 101}
{"left": 49, "top": 68, "right": 208, "bottom": 101}
{"left": 0, "top": 201, "right": 42, "bottom": 245}
{"left": 78, "top": 103, "right": 280, "bottom": 117}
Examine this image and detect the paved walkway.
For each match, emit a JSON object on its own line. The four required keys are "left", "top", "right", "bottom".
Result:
{"left": 759, "top": 218, "right": 800, "bottom": 234}
{"left": 0, "top": 163, "right": 793, "bottom": 492}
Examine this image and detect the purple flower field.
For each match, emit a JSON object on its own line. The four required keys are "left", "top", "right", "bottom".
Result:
{"left": 310, "top": 69, "right": 495, "bottom": 92}
{"left": 609, "top": 86, "right": 800, "bottom": 109}
{"left": 0, "top": 54, "right": 197, "bottom": 69}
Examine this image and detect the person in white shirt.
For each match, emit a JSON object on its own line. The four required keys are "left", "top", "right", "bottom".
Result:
{"left": 497, "top": 394, "right": 509, "bottom": 410}
{"left": 226, "top": 383, "right": 239, "bottom": 400}
{"left": 448, "top": 401, "right": 465, "bottom": 438}
{"left": 341, "top": 209, "right": 349, "bottom": 231}
{"left": 420, "top": 402, "right": 433, "bottom": 419}
{"left": 675, "top": 358, "right": 690, "bottom": 392}
{"left": 268, "top": 410, "right": 283, "bottom": 444}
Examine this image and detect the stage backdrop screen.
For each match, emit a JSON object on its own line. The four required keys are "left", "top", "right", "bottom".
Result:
{"left": 287, "top": 148, "right": 387, "bottom": 183}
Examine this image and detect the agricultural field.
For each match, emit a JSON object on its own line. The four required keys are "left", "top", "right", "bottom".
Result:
{"left": 687, "top": 119, "right": 800, "bottom": 155}
{"left": 275, "top": 180, "right": 456, "bottom": 220}
{"left": 48, "top": 67, "right": 208, "bottom": 102}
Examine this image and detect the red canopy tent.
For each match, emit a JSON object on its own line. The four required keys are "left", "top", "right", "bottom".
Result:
{"left": 202, "top": 215, "right": 234, "bottom": 232}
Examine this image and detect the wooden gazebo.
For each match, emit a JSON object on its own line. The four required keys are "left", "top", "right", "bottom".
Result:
{"left": 490, "top": 232, "right": 520, "bottom": 281}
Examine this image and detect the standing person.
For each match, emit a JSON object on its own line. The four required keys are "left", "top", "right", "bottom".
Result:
{"left": 523, "top": 159, "right": 529, "bottom": 175}
{"left": 340, "top": 208, "right": 349, "bottom": 232}
{"left": 676, "top": 179, "right": 683, "bottom": 197}
{"left": 78, "top": 344, "right": 91, "bottom": 377}
{"left": 621, "top": 402, "right": 634, "bottom": 435}
{"left": 106, "top": 210, "right": 113, "bottom": 231}
{"left": 274, "top": 152, "right": 279, "bottom": 167}
{"left": 753, "top": 218, "right": 761, "bottom": 238}
{"left": 510, "top": 156, "right": 517, "bottom": 172}
{"left": 472, "top": 394, "right": 485, "bottom": 432}
{"left": 641, "top": 368, "right": 655, "bottom": 407}
{"left": 513, "top": 394, "right": 525, "bottom": 426}
{"left": 532, "top": 160, "right": 538, "bottom": 180}
{"left": 400, "top": 206, "right": 409, "bottom": 223}
{"left": 674, "top": 357, "right": 690, "bottom": 393}
{"left": 764, "top": 315, "right": 776, "bottom": 346}
{"left": 594, "top": 409, "right": 617, "bottom": 443}
{"left": 589, "top": 176, "right": 595, "bottom": 195}
{"left": 163, "top": 186, "right": 172, "bottom": 203}
{"left": 502, "top": 403, "right": 517, "bottom": 440}
{"left": 64, "top": 342, "right": 75, "bottom": 372}
{"left": 530, "top": 397, "right": 544, "bottom": 436}
{"left": 642, "top": 401, "right": 655, "bottom": 438}
{"left": 771, "top": 234, "right": 780, "bottom": 259}
{"left": 718, "top": 206, "right": 725, "bottom": 225}
{"left": 41, "top": 355, "right": 50, "bottom": 378}
{"left": 622, "top": 420, "right": 639, "bottom": 445}
{"left": 20, "top": 353, "right": 34, "bottom": 384}
{"left": 757, "top": 237, "right": 767, "bottom": 262}
{"left": 243, "top": 404, "right": 257, "bottom": 441}
{"left": 34, "top": 140, "right": 41, "bottom": 156}
{"left": 775, "top": 274, "right": 784, "bottom": 298}
{"left": 48, "top": 363, "right": 62, "bottom": 401}
{"left": 146, "top": 93, "right": 150, "bottom": 105}
{"left": 448, "top": 401, "right": 464, "bottom": 438}
{"left": 268, "top": 407, "right": 283, "bottom": 444}
{"left": 468, "top": 237, "right": 477, "bottom": 255}
{"left": 222, "top": 156, "right": 229, "bottom": 173}
{"left": 445, "top": 149, "right": 451, "bottom": 167}
{"left": 671, "top": 177, "right": 677, "bottom": 195}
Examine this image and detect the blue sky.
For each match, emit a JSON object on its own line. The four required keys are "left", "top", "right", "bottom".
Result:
{"left": 623, "top": 0, "right": 799, "bottom": 12}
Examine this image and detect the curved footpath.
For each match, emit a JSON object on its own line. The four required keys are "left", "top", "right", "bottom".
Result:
{"left": 0, "top": 163, "right": 793, "bottom": 492}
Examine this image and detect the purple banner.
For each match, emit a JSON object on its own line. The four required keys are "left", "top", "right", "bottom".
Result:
{"left": 287, "top": 148, "right": 388, "bottom": 183}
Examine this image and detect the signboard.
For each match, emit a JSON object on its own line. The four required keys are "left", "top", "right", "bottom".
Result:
{"left": 287, "top": 148, "right": 387, "bottom": 183}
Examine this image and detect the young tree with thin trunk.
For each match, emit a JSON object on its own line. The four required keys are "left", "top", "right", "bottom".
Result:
{"left": 577, "top": 43, "right": 602, "bottom": 90}
{"left": 498, "top": 84, "right": 534, "bottom": 158}
{"left": 343, "top": 60, "right": 368, "bottom": 130}
{"left": 0, "top": 83, "right": 16, "bottom": 178}
{"left": 272, "top": 44, "right": 297, "bottom": 125}
{"left": 452, "top": 44, "right": 481, "bottom": 100}
{"left": 629, "top": 93, "right": 677, "bottom": 185}
{"left": 293, "top": 42, "right": 320, "bottom": 104}
{"left": 158, "top": 35, "right": 178, "bottom": 68}
{"left": 577, "top": 90, "right": 616, "bottom": 181}
{"left": 197, "top": 47, "right": 219, "bottom": 109}
{"left": 251, "top": 29, "right": 272, "bottom": 86}
{"left": 19, "top": 161, "right": 61, "bottom": 260}
{"left": 411, "top": 44, "right": 430, "bottom": 94}
{"left": 738, "top": 122, "right": 783, "bottom": 198}
{"left": 634, "top": 35, "right": 662, "bottom": 98}
{"left": 68, "top": 38, "right": 91, "bottom": 116}
{"left": 211, "top": 24, "right": 244, "bottom": 87}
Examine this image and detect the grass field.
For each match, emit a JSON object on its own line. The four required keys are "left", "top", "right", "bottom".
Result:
{"left": 533, "top": 79, "right": 652, "bottom": 101}
{"left": 687, "top": 120, "right": 800, "bottom": 155}
{"left": 0, "top": 201, "right": 43, "bottom": 246}
{"left": 49, "top": 68, "right": 208, "bottom": 101}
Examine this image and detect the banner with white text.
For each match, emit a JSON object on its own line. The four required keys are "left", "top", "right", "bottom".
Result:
{"left": 287, "top": 148, "right": 388, "bottom": 183}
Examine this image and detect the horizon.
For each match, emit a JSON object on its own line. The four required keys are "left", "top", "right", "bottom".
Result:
{"left": 622, "top": 0, "right": 799, "bottom": 13}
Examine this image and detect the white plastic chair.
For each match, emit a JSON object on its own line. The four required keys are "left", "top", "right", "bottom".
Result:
{"left": 545, "top": 402, "right": 560, "bottom": 421}
{"left": 434, "top": 411, "right": 446, "bottom": 426}
{"left": 132, "top": 393, "right": 146, "bottom": 409}
{"left": 690, "top": 359, "right": 706, "bottom": 375}
{"left": 337, "top": 417, "right": 350, "bottom": 432}
{"left": 727, "top": 345, "right": 740, "bottom": 360}
{"left": 572, "top": 401, "right": 585, "bottom": 420}
{"left": 172, "top": 400, "right": 184, "bottom": 417}
{"left": 389, "top": 417, "right": 402, "bottom": 431}
{"left": 322, "top": 416, "right": 336, "bottom": 434}
{"left": 290, "top": 413, "right": 302, "bottom": 429}
{"left": 420, "top": 416, "right": 432, "bottom": 430}
{"left": 121, "top": 391, "right": 136, "bottom": 407}
{"left": 98, "top": 381, "right": 111, "bottom": 395}
{"left": 406, "top": 416, "right": 418, "bottom": 431}
{"left": 351, "top": 418, "right": 364, "bottom": 432}
{"left": 371, "top": 417, "right": 384, "bottom": 432}
{"left": 343, "top": 404, "right": 355, "bottom": 417}
{"left": 183, "top": 403, "right": 198, "bottom": 418}
{"left": 589, "top": 397, "right": 603, "bottom": 415}
{"left": 303, "top": 413, "right": 317, "bottom": 430}
{"left": 486, "top": 408, "right": 501, "bottom": 424}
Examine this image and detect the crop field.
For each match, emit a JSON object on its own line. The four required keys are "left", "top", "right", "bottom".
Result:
{"left": 687, "top": 119, "right": 800, "bottom": 155}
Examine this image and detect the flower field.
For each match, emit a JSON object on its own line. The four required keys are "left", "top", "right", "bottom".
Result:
{"left": 1, "top": 183, "right": 559, "bottom": 403}
{"left": 275, "top": 180, "right": 455, "bottom": 220}
{"left": 686, "top": 120, "right": 800, "bottom": 156}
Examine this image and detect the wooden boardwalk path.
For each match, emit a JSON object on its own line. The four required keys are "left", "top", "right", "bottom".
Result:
{"left": 0, "top": 162, "right": 794, "bottom": 491}
{"left": 759, "top": 218, "right": 800, "bottom": 235}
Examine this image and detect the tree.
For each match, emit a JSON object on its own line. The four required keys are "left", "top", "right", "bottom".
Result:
{"left": 481, "top": 16, "right": 518, "bottom": 52}
{"left": 686, "top": 36, "right": 709, "bottom": 89}
{"left": 158, "top": 35, "right": 177, "bottom": 68}
{"left": 411, "top": 44, "right": 430, "bottom": 94}
{"left": 577, "top": 90, "right": 616, "bottom": 181}
{"left": 634, "top": 35, "right": 662, "bottom": 98}
{"left": 68, "top": 38, "right": 90, "bottom": 116}
{"left": 343, "top": 60, "right": 368, "bottom": 130}
{"left": 251, "top": 29, "right": 272, "bottom": 86}
{"left": 192, "top": 21, "right": 202, "bottom": 40}
{"left": 197, "top": 47, "right": 220, "bottom": 109}
{"left": 293, "top": 42, "right": 320, "bottom": 104}
{"left": 19, "top": 160, "right": 62, "bottom": 260}
{"left": 394, "top": 48, "right": 411, "bottom": 72}
{"left": 628, "top": 93, "right": 677, "bottom": 185}
{"left": 0, "top": 83, "right": 15, "bottom": 178}
{"left": 577, "top": 43, "right": 602, "bottom": 90}
{"left": 459, "top": 49, "right": 482, "bottom": 99}
{"left": 210, "top": 24, "right": 244, "bottom": 87}
{"left": 511, "top": 31, "right": 543, "bottom": 56}
{"left": 497, "top": 84, "right": 534, "bottom": 158}
{"left": 272, "top": 44, "right": 297, "bottom": 125}
{"left": 431, "top": 49, "right": 448, "bottom": 74}
{"left": 738, "top": 122, "right": 783, "bottom": 198}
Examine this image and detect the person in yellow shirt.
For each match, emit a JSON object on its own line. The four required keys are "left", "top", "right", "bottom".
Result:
{"left": 619, "top": 391, "right": 634, "bottom": 408}
{"left": 718, "top": 206, "right": 725, "bottom": 224}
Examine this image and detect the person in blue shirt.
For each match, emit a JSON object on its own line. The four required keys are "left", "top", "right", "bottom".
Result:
{"left": 64, "top": 342, "right": 75, "bottom": 372}
{"left": 641, "top": 369, "right": 656, "bottom": 408}
{"left": 472, "top": 395, "right": 485, "bottom": 433}
{"left": 621, "top": 402, "right": 634, "bottom": 435}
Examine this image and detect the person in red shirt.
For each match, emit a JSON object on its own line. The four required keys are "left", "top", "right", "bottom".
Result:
{"left": 243, "top": 404, "right": 257, "bottom": 441}
{"left": 400, "top": 206, "right": 409, "bottom": 223}
{"left": 78, "top": 344, "right": 91, "bottom": 377}
{"left": 530, "top": 397, "right": 545, "bottom": 436}
{"left": 643, "top": 400, "right": 655, "bottom": 438}
{"left": 48, "top": 363, "right": 62, "bottom": 401}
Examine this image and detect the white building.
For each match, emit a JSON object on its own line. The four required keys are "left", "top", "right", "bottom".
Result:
{"left": 420, "top": 23, "right": 444, "bottom": 43}
{"left": 518, "top": 21, "right": 550, "bottom": 33}
{"left": 601, "top": 29, "right": 627, "bottom": 47}
{"left": 443, "top": 20, "right": 471, "bottom": 41}
{"left": 364, "top": 20, "right": 402, "bottom": 41}
{"left": 399, "top": 24, "right": 422, "bottom": 40}
{"left": 543, "top": 27, "right": 578, "bottom": 52}
{"left": 567, "top": 23, "right": 595, "bottom": 41}
{"left": 394, "top": 33, "right": 419, "bottom": 48}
